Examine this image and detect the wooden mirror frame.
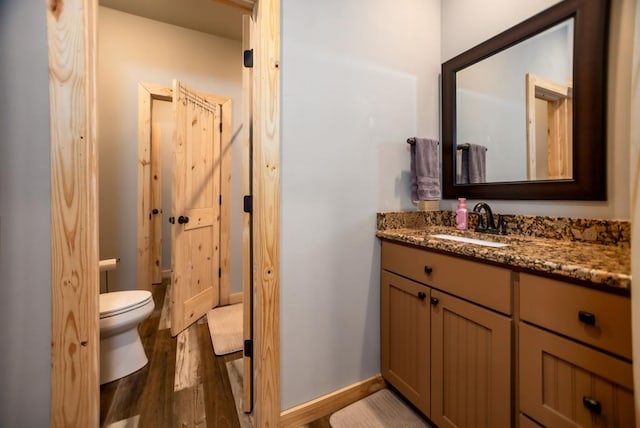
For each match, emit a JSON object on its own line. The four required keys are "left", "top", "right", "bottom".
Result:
{"left": 442, "top": 0, "right": 609, "bottom": 200}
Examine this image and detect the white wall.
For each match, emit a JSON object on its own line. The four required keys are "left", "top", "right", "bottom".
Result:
{"left": 0, "top": 1, "right": 52, "bottom": 426}
{"left": 441, "top": 0, "right": 633, "bottom": 220}
{"left": 98, "top": 7, "right": 243, "bottom": 292}
{"left": 280, "top": 0, "right": 441, "bottom": 410}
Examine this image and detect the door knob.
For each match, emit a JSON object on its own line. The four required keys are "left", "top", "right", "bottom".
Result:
{"left": 169, "top": 216, "right": 175, "bottom": 224}
{"left": 424, "top": 266, "right": 433, "bottom": 274}
{"left": 178, "top": 215, "right": 190, "bottom": 224}
{"left": 417, "top": 291, "right": 426, "bottom": 300}
{"left": 430, "top": 297, "right": 439, "bottom": 306}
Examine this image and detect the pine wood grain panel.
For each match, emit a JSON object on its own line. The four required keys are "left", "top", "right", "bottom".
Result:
{"left": 137, "top": 84, "right": 172, "bottom": 293}
{"left": 380, "top": 271, "right": 430, "bottom": 416}
{"left": 520, "top": 322, "right": 634, "bottom": 428}
{"left": 253, "top": 0, "right": 281, "bottom": 426}
{"left": 47, "top": 0, "right": 100, "bottom": 425}
{"left": 171, "top": 82, "right": 221, "bottom": 336}
{"left": 241, "top": 13, "right": 255, "bottom": 414}
{"left": 150, "top": 122, "right": 163, "bottom": 284}
{"left": 431, "top": 290, "right": 512, "bottom": 428}
{"left": 138, "top": 84, "right": 153, "bottom": 292}
{"left": 219, "top": 99, "right": 232, "bottom": 305}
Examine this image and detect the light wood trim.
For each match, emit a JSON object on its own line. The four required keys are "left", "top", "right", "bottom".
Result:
{"left": 219, "top": 99, "right": 232, "bottom": 305}
{"left": 252, "top": 0, "right": 281, "bottom": 425}
{"left": 525, "top": 73, "right": 537, "bottom": 179}
{"left": 525, "top": 73, "right": 572, "bottom": 180}
{"left": 229, "top": 292, "right": 243, "bottom": 305}
{"left": 137, "top": 83, "right": 173, "bottom": 292}
{"left": 279, "top": 375, "right": 386, "bottom": 427}
{"left": 242, "top": 13, "right": 254, "bottom": 414}
{"left": 150, "top": 123, "right": 162, "bottom": 283}
{"left": 47, "top": 0, "right": 100, "bottom": 425}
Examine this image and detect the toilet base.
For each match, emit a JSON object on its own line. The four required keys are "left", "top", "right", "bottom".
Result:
{"left": 100, "top": 327, "right": 148, "bottom": 385}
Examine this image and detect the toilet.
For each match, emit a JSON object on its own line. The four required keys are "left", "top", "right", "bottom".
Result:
{"left": 99, "top": 290, "right": 154, "bottom": 384}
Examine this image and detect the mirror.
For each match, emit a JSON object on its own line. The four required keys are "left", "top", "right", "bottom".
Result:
{"left": 442, "top": 0, "right": 609, "bottom": 200}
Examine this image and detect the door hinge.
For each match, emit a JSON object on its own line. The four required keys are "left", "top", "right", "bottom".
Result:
{"left": 219, "top": 121, "right": 223, "bottom": 133}
{"left": 244, "top": 339, "right": 253, "bottom": 357}
{"left": 243, "top": 195, "right": 252, "bottom": 213}
{"left": 219, "top": 195, "right": 222, "bottom": 205}
{"left": 243, "top": 49, "right": 254, "bottom": 68}
{"left": 218, "top": 268, "right": 222, "bottom": 278}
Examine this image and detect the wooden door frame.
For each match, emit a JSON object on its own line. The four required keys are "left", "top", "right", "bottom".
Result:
{"left": 136, "top": 83, "right": 232, "bottom": 304}
{"left": 48, "top": 0, "right": 281, "bottom": 426}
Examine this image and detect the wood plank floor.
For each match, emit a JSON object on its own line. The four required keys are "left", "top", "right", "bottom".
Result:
{"left": 100, "top": 280, "right": 331, "bottom": 428}
{"left": 100, "top": 280, "right": 242, "bottom": 427}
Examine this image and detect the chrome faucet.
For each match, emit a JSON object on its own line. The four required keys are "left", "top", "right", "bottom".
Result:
{"left": 472, "top": 202, "right": 507, "bottom": 234}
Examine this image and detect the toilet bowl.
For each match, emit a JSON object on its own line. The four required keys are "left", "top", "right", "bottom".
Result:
{"left": 99, "top": 290, "right": 154, "bottom": 385}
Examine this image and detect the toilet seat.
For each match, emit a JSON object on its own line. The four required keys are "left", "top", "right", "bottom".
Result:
{"left": 100, "top": 290, "right": 153, "bottom": 319}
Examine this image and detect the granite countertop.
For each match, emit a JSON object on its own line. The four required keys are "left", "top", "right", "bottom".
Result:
{"left": 376, "top": 225, "right": 631, "bottom": 292}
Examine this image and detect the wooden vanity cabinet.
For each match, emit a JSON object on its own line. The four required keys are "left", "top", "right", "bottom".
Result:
{"left": 431, "top": 289, "right": 512, "bottom": 428}
{"left": 381, "top": 270, "right": 431, "bottom": 416}
{"left": 381, "top": 240, "right": 513, "bottom": 427}
{"left": 519, "top": 274, "right": 634, "bottom": 427}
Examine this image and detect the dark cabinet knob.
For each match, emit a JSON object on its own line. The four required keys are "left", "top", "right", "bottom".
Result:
{"left": 169, "top": 216, "right": 175, "bottom": 224}
{"left": 578, "top": 311, "right": 596, "bottom": 326}
{"left": 417, "top": 291, "right": 426, "bottom": 300}
{"left": 178, "top": 215, "right": 190, "bottom": 224}
{"left": 424, "top": 266, "right": 433, "bottom": 274}
{"left": 430, "top": 297, "right": 439, "bottom": 306}
{"left": 583, "top": 396, "right": 601, "bottom": 414}
{"left": 152, "top": 208, "right": 159, "bottom": 215}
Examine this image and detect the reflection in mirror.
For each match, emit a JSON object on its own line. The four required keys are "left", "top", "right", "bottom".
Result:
{"left": 455, "top": 19, "right": 574, "bottom": 184}
{"left": 442, "top": 0, "right": 608, "bottom": 200}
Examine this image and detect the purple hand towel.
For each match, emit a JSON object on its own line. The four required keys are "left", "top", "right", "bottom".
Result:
{"left": 410, "top": 138, "right": 440, "bottom": 201}
{"left": 460, "top": 143, "right": 486, "bottom": 184}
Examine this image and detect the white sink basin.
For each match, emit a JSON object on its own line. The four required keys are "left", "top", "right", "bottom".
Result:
{"left": 430, "top": 234, "right": 510, "bottom": 248}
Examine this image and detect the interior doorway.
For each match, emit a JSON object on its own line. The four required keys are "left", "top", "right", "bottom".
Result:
{"left": 47, "top": 0, "right": 281, "bottom": 425}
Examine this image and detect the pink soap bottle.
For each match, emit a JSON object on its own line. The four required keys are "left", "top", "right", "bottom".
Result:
{"left": 456, "top": 198, "right": 468, "bottom": 230}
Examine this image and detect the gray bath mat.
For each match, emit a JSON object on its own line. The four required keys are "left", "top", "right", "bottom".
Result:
{"left": 329, "top": 389, "right": 431, "bottom": 428}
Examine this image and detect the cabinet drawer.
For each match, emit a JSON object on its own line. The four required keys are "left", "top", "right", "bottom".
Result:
{"left": 520, "top": 322, "right": 634, "bottom": 428}
{"left": 381, "top": 241, "right": 512, "bottom": 314}
{"left": 520, "top": 273, "right": 632, "bottom": 359}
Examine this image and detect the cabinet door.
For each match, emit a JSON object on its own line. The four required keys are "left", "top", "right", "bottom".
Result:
{"left": 381, "top": 270, "right": 430, "bottom": 416}
{"left": 431, "top": 290, "right": 512, "bottom": 428}
{"left": 520, "top": 322, "right": 634, "bottom": 428}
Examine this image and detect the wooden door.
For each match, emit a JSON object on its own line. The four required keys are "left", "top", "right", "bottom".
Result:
{"left": 242, "top": 14, "right": 255, "bottom": 413}
{"left": 380, "top": 270, "right": 431, "bottom": 417}
{"left": 431, "top": 290, "right": 512, "bottom": 428}
{"left": 170, "top": 80, "right": 223, "bottom": 336}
